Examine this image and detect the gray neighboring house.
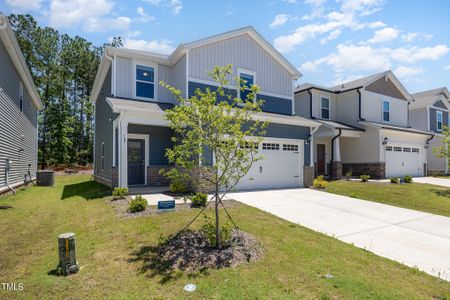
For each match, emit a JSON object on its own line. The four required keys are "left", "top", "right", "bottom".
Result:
{"left": 410, "top": 87, "right": 450, "bottom": 175}
{"left": 91, "top": 26, "right": 319, "bottom": 190}
{"left": 0, "top": 13, "right": 42, "bottom": 194}
{"left": 295, "top": 70, "right": 432, "bottom": 179}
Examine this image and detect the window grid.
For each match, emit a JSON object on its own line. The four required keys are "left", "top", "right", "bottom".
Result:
{"left": 383, "top": 100, "right": 390, "bottom": 122}
{"left": 412, "top": 148, "right": 420, "bottom": 153}
{"left": 393, "top": 146, "right": 402, "bottom": 152}
{"left": 437, "top": 110, "right": 443, "bottom": 131}
{"left": 136, "top": 65, "right": 155, "bottom": 99}
{"left": 240, "top": 142, "right": 259, "bottom": 149}
{"left": 403, "top": 147, "right": 411, "bottom": 152}
{"left": 321, "top": 97, "right": 330, "bottom": 119}
{"left": 385, "top": 146, "right": 392, "bottom": 151}
{"left": 262, "top": 143, "right": 280, "bottom": 150}
{"left": 283, "top": 144, "right": 299, "bottom": 151}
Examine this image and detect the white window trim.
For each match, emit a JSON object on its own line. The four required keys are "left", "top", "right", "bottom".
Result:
{"left": 237, "top": 68, "right": 256, "bottom": 104}
{"left": 436, "top": 110, "right": 443, "bottom": 132}
{"left": 132, "top": 60, "right": 158, "bottom": 101}
{"left": 320, "top": 96, "right": 330, "bottom": 120}
{"left": 382, "top": 99, "right": 390, "bottom": 123}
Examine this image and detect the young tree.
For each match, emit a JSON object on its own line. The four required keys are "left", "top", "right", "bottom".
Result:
{"left": 432, "top": 126, "right": 450, "bottom": 159}
{"left": 162, "top": 65, "right": 268, "bottom": 248}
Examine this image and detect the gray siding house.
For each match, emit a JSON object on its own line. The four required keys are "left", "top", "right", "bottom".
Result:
{"left": 410, "top": 87, "right": 450, "bottom": 174}
{"left": 295, "top": 71, "right": 432, "bottom": 179}
{"left": 91, "top": 27, "right": 319, "bottom": 190}
{"left": 0, "top": 14, "right": 41, "bottom": 194}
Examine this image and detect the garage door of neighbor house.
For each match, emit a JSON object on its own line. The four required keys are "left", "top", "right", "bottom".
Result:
{"left": 385, "top": 144, "right": 423, "bottom": 178}
{"left": 235, "top": 141, "right": 303, "bottom": 190}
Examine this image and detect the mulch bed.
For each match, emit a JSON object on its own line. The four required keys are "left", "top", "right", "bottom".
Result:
{"left": 108, "top": 197, "right": 242, "bottom": 219}
{"left": 155, "top": 229, "right": 264, "bottom": 270}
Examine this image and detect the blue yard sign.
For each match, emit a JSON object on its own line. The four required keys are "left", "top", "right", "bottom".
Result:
{"left": 157, "top": 200, "right": 175, "bottom": 211}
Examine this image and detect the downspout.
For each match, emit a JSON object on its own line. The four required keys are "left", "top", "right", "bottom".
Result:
{"left": 330, "top": 128, "right": 342, "bottom": 179}
{"left": 426, "top": 134, "right": 434, "bottom": 176}
{"left": 407, "top": 101, "right": 410, "bottom": 127}
{"left": 357, "top": 88, "right": 365, "bottom": 121}
{"left": 308, "top": 89, "right": 316, "bottom": 119}
{"left": 5, "top": 165, "right": 16, "bottom": 195}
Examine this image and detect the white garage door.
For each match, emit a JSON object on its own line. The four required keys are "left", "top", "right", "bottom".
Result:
{"left": 385, "top": 145, "right": 423, "bottom": 178}
{"left": 235, "top": 141, "right": 303, "bottom": 190}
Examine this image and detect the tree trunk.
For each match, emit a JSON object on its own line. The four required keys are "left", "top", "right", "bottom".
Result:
{"left": 215, "top": 181, "right": 220, "bottom": 249}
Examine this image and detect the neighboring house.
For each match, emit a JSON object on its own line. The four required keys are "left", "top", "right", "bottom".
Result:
{"left": 0, "top": 13, "right": 42, "bottom": 194}
{"left": 295, "top": 70, "right": 433, "bottom": 179}
{"left": 410, "top": 87, "right": 450, "bottom": 175}
{"left": 91, "top": 26, "right": 318, "bottom": 190}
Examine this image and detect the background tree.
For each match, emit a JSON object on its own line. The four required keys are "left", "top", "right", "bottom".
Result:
{"left": 432, "top": 126, "right": 450, "bottom": 160}
{"left": 9, "top": 14, "right": 122, "bottom": 168}
{"left": 162, "top": 64, "right": 268, "bottom": 248}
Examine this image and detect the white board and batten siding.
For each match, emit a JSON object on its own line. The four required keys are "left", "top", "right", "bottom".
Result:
{"left": 188, "top": 33, "right": 293, "bottom": 98}
{"left": 114, "top": 55, "right": 187, "bottom": 103}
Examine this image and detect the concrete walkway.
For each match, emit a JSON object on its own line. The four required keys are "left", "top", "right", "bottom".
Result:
{"left": 229, "top": 188, "right": 450, "bottom": 281}
{"left": 414, "top": 177, "right": 450, "bottom": 187}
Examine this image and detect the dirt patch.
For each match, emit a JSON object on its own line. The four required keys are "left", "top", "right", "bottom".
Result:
{"left": 158, "top": 230, "right": 264, "bottom": 270}
{"left": 109, "top": 197, "right": 242, "bottom": 219}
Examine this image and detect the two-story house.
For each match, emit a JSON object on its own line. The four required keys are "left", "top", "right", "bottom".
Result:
{"left": 295, "top": 70, "right": 432, "bottom": 179}
{"left": 0, "top": 13, "right": 41, "bottom": 194}
{"left": 91, "top": 27, "right": 319, "bottom": 191}
{"left": 410, "top": 87, "right": 450, "bottom": 175}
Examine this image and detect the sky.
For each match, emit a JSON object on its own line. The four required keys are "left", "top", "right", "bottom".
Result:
{"left": 2, "top": 0, "right": 450, "bottom": 93}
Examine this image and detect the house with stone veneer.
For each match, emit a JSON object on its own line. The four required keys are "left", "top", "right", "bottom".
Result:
{"left": 295, "top": 70, "right": 434, "bottom": 179}
{"left": 409, "top": 87, "right": 450, "bottom": 175}
{"left": 91, "top": 26, "right": 319, "bottom": 190}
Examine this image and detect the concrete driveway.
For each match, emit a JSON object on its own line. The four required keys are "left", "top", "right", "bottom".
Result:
{"left": 229, "top": 188, "right": 450, "bottom": 281}
{"left": 414, "top": 177, "right": 450, "bottom": 187}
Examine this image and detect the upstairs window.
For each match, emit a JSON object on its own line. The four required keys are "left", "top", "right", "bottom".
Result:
{"left": 238, "top": 69, "right": 255, "bottom": 103}
{"left": 437, "top": 110, "right": 443, "bottom": 131}
{"left": 19, "top": 82, "right": 23, "bottom": 113}
{"left": 136, "top": 65, "right": 155, "bottom": 99}
{"left": 321, "top": 97, "right": 330, "bottom": 119}
{"left": 382, "top": 100, "right": 390, "bottom": 122}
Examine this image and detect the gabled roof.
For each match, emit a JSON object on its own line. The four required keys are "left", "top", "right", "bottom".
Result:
{"left": 295, "top": 70, "right": 413, "bottom": 101}
{"left": 0, "top": 13, "right": 42, "bottom": 109}
{"left": 93, "top": 26, "right": 301, "bottom": 103}
{"left": 410, "top": 87, "right": 450, "bottom": 110}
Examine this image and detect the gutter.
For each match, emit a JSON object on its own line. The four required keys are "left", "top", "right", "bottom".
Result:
{"left": 329, "top": 128, "right": 342, "bottom": 179}
{"left": 307, "top": 89, "right": 316, "bottom": 119}
{"left": 426, "top": 134, "right": 434, "bottom": 148}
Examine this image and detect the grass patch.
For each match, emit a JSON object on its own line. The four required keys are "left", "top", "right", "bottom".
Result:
{"left": 327, "top": 180, "right": 450, "bottom": 217}
{"left": 0, "top": 175, "right": 449, "bottom": 299}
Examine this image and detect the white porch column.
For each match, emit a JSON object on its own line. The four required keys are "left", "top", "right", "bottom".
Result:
{"left": 333, "top": 136, "right": 341, "bottom": 161}
{"left": 118, "top": 119, "right": 128, "bottom": 187}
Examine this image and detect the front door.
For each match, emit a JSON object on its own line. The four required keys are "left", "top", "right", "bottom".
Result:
{"left": 128, "top": 139, "right": 145, "bottom": 185}
{"left": 317, "top": 144, "right": 326, "bottom": 175}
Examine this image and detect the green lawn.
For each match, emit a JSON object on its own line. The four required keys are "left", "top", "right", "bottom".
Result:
{"left": 0, "top": 175, "right": 449, "bottom": 299}
{"left": 327, "top": 180, "right": 450, "bottom": 217}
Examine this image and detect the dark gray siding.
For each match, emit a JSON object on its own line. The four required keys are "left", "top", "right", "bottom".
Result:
{"left": 94, "top": 68, "right": 115, "bottom": 181}
{"left": 188, "top": 81, "right": 292, "bottom": 115}
{"left": 0, "top": 40, "right": 38, "bottom": 189}
{"left": 429, "top": 107, "right": 449, "bottom": 133}
{"left": 434, "top": 100, "right": 447, "bottom": 110}
{"left": 128, "top": 124, "right": 173, "bottom": 165}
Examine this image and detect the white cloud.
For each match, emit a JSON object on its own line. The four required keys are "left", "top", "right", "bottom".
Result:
{"left": 6, "top": 0, "right": 43, "bottom": 11}
{"left": 123, "top": 38, "right": 175, "bottom": 54}
{"left": 368, "top": 27, "right": 400, "bottom": 43}
{"left": 48, "top": 0, "right": 131, "bottom": 32}
{"left": 445, "top": 65, "right": 450, "bottom": 71}
{"left": 390, "top": 45, "right": 449, "bottom": 64}
{"left": 394, "top": 65, "right": 424, "bottom": 81}
{"left": 270, "top": 14, "right": 290, "bottom": 28}
{"left": 401, "top": 32, "right": 433, "bottom": 43}
{"left": 340, "top": 0, "right": 384, "bottom": 14}
{"left": 321, "top": 29, "right": 342, "bottom": 44}
{"left": 369, "top": 21, "right": 386, "bottom": 28}
{"left": 137, "top": 6, "right": 155, "bottom": 23}
{"left": 299, "top": 61, "right": 320, "bottom": 73}
{"left": 302, "top": 0, "right": 326, "bottom": 20}
{"left": 143, "top": 0, "right": 183, "bottom": 15}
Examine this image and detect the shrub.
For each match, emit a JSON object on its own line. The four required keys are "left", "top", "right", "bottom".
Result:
{"left": 360, "top": 175, "right": 370, "bottom": 182}
{"left": 403, "top": 175, "right": 413, "bottom": 183}
{"left": 390, "top": 177, "right": 399, "bottom": 184}
{"left": 350, "top": 192, "right": 358, "bottom": 198}
{"left": 128, "top": 195, "right": 147, "bottom": 213}
{"left": 190, "top": 192, "right": 208, "bottom": 208}
{"left": 345, "top": 170, "right": 352, "bottom": 180}
{"left": 201, "top": 214, "right": 233, "bottom": 248}
{"left": 112, "top": 187, "right": 128, "bottom": 199}
{"left": 313, "top": 175, "right": 328, "bottom": 189}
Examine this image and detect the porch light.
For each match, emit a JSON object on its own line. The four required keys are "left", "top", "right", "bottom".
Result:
{"left": 382, "top": 137, "right": 388, "bottom": 145}
{"left": 306, "top": 136, "right": 311, "bottom": 144}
